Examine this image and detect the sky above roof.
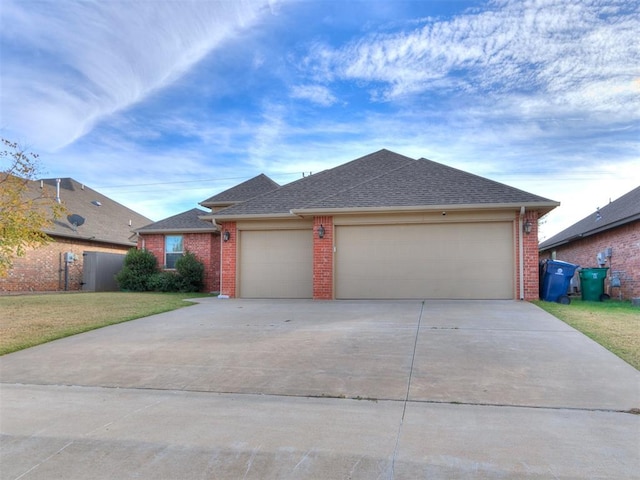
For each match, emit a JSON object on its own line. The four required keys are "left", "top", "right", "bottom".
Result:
{"left": 1, "top": 0, "right": 638, "bottom": 240}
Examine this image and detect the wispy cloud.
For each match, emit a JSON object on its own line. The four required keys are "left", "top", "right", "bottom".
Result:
{"left": 0, "top": 0, "right": 275, "bottom": 150}
{"left": 290, "top": 84, "right": 337, "bottom": 106}
{"left": 303, "top": 0, "right": 639, "bottom": 122}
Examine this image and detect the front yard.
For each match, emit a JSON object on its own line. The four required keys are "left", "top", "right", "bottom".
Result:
{"left": 533, "top": 299, "right": 639, "bottom": 370}
{"left": 0, "top": 292, "right": 209, "bottom": 355}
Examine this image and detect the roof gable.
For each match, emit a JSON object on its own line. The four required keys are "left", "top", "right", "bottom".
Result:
{"left": 213, "top": 149, "right": 558, "bottom": 219}
{"left": 199, "top": 174, "right": 279, "bottom": 207}
{"left": 27, "top": 178, "right": 152, "bottom": 246}
{"left": 214, "top": 149, "right": 416, "bottom": 217}
{"left": 136, "top": 208, "right": 215, "bottom": 233}
{"left": 540, "top": 185, "right": 640, "bottom": 251}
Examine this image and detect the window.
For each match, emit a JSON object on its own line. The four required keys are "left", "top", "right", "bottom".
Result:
{"left": 165, "top": 235, "right": 183, "bottom": 269}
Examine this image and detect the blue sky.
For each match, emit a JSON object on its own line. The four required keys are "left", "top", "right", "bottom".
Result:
{"left": 1, "top": 0, "right": 638, "bottom": 240}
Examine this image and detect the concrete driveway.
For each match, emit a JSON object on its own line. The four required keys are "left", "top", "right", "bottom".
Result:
{"left": 1, "top": 299, "right": 638, "bottom": 479}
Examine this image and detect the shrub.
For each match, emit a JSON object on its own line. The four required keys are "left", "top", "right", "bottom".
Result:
{"left": 175, "top": 251, "right": 205, "bottom": 292}
{"left": 115, "top": 249, "right": 157, "bottom": 291}
{"left": 147, "top": 271, "right": 181, "bottom": 292}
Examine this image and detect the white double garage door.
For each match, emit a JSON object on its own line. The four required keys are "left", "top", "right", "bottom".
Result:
{"left": 239, "top": 222, "right": 514, "bottom": 299}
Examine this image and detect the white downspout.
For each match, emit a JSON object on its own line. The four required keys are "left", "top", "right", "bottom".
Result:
{"left": 519, "top": 206, "right": 525, "bottom": 300}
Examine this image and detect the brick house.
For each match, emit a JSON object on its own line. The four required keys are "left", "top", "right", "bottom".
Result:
{"left": 209, "top": 149, "right": 558, "bottom": 300}
{"left": 539, "top": 186, "right": 640, "bottom": 300}
{"left": 135, "top": 174, "right": 279, "bottom": 293}
{"left": 0, "top": 178, "right": 152, "bottom": 292}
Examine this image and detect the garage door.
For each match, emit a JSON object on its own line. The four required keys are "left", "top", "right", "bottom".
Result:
{"left": 239, "top": 229, "right": 312, "bottom": 298}
{"left": 336, "top": 222, "right": 513, "bottom": 299}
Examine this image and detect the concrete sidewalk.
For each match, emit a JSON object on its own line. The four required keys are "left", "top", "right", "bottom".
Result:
{"left": 1, "top": 299, "right": 639, "bottom": 479}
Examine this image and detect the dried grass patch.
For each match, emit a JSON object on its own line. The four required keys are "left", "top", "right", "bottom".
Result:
{"left": 0, "top": 292, "right": 206, "bottom": 355}
{"left": 534, "top": 299, "right": 640, "bottom": 370}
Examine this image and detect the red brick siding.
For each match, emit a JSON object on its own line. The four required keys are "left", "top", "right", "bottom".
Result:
{"left": 138, "top": 232, "right": 221, "bottom": 292}
{"left": 524, "top": 211, "right": 540, "bottom": 301}
{"left": 0, "top": 237, "right": 130, "bottom": 292}
{"left": 220, "top": 222, "right": 237, "bottom": 297}
{"left": 540, "top": 221, "right": 639, "bottom": 299}
{"left": 513, "top": 211, "right": 541, "bottom": 301}
{"left": 313, "top": 216, "right": 334, "bottom": 300}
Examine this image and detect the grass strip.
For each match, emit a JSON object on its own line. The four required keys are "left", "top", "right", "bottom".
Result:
{"left": 0, "top": 292, "right": 210, "bottom": 355}
{"left": 533, "top": 299, "right": 639, "bottom": 370}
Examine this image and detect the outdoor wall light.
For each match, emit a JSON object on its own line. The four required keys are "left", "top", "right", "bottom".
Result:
{"left": 523, "top": 220, "right": 532, "bottom": 235}
{"left": 223, "top": 230, "right": 231, "bottom": 242}
{"left": 318, "top": 224, "right": 325, "bottom": 239}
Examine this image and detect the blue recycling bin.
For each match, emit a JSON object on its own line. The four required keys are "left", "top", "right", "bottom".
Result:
{"left": 540, "top": 260, "right": 579, "bottom": 304}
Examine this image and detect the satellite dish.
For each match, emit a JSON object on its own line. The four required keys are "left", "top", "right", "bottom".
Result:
{"left": 67, "top": 214, "right": 85, "bottom": 228}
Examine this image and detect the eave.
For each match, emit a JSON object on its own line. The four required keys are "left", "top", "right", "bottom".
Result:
{"left": 291, "top": 201, "right": 560, "bottom": 218}
{"left": 44, "top": 231, "right": 137, "bottom": 247}
{"left": 135, "top": 227, "right": 218, "bottom": 235}
{"left": 210, "top": 212, "right": 305, "bottom": 222}
{"left": 539, "top": 214, "right": 640, "bottom": 252}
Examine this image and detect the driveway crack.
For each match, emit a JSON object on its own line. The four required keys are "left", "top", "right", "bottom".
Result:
{"left": 389, "top": 300, "right": 425, "bottom": 479}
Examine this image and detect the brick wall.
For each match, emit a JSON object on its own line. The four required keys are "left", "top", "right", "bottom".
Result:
{"left": 0, "top": 237, "right": 130, "bottom": 292}
{"left": 220, "top": 222, "right": 237, "bottom": 297}
{"left": 138, "top": 232, "right": 221, "bottom": 292}
{"left": 313, "top": 216, "right": 333, "bottom": 300}
{"left": 540, "top": 221, "right": 639, "bottom": 299}
{"left": 523, "top": 211, "right": 540, "bottom": 301}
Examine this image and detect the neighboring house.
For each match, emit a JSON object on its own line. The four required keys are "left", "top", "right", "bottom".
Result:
{"left": 539, "top": 186, "right": 640, "bottom": 300}
{"left": 210, "top": 149, "right": 558, "bottom": 300}
{"left": 0, "top": 178, "right": 152, "bottom": 292}
{"left": 135, "top": 174, "right": 279, "bottom": 293}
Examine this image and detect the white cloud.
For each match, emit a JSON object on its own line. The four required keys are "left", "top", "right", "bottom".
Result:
{"left": 290, "top": 84, "right": 337, "bottom": 106}
{"left": 304, "top": 0, "right": 640, "bottom": 123}
{"left": 0, "top": 0, "right": 276, "bottom": 150}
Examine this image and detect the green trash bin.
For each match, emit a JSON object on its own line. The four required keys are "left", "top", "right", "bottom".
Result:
{"left": 579, "top": 268, "right": 609, "bottom": 301}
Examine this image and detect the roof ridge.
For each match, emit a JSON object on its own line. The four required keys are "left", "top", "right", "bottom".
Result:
{"left": 299, "top": 155, "right": 416, "bottom": 208}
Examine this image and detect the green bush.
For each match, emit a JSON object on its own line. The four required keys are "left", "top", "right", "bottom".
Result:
{"left": 148, "top": 271, "right": 180, "bottom": 292}
{"left": 115, "top": 249, "right": 158, "bottom": 291}
{"left": 175, "top": 251, "right": 205, "bottom": 292}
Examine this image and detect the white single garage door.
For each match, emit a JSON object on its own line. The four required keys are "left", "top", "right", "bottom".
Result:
{"left": 239, "top": 229, "right": 313, "bottom": 298}
{"left": 336, "top": 222, "right": 513, "bottom": 299}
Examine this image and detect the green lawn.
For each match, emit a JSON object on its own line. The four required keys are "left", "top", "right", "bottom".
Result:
{"left": 0, "top": 292, "right": 210, "bottom": 355}
{"left": 533, "top": 299, "right": 640, "bottom": 370}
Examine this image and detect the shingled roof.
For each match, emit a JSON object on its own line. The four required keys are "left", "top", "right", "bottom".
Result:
{"left": 199, "top": 174, "right": 279, "bottom": 208}
{"left": 539, "top": 186, "right": 640, "bottom": 251}
{"left": 213, "top": 149, "right": 558, "bottom": 219}
{"left": 135, "top": 208, "right": 216, "bottom": 234}
{"left": 25, "top": 178, "right": 152, "bottom": 246}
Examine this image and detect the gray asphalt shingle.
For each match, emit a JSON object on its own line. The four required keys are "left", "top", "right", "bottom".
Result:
{"left": 213, "top": 149, "right": 557, "bottom": 218}
{"left": 199, "top": 174, "right": 279, "bottom": 206}
{"left": 136, "top": 208, "right": 215, "bottom": 233}
{"left": 26, "top": 178, "right": 152, "bottom": 246}
{"left": 539, "top": 186, "right": 640, "bottom": 250}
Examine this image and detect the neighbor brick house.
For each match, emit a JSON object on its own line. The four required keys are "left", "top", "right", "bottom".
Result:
{"left": 135, "top": 174, "right": 279, "bottom": 293}
{"left": 539, "top": 186, "right": 640, "bottom": 300}
{"left": 0, "top": 178, "right": 152, "bottom": 292}
{"left": 209, "top": 150, "right": 558, "bottom": 300}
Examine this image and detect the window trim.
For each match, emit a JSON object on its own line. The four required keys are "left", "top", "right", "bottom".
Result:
{"left": 164, "top": 235, "right": 184, "bottom": 269}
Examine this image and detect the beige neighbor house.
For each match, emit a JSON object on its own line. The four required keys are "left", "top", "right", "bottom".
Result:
{"left": 135, "top": 174, "right": 279, "bottom": 293}
{"left": 539, "top": 186, "right": 640, "bottom": 301}
{"left": 209, "top": 149, "right": 559, "bottom": 300}
{"left": 0, "top": 178, "right": 152, "bottom": 292}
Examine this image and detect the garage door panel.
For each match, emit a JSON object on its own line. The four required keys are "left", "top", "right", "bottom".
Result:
{"left": 239, "top": 230, "right": 312, "bottom": 298}
{"left": 336, "top": 223, "right": 513, "bottom": 299}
